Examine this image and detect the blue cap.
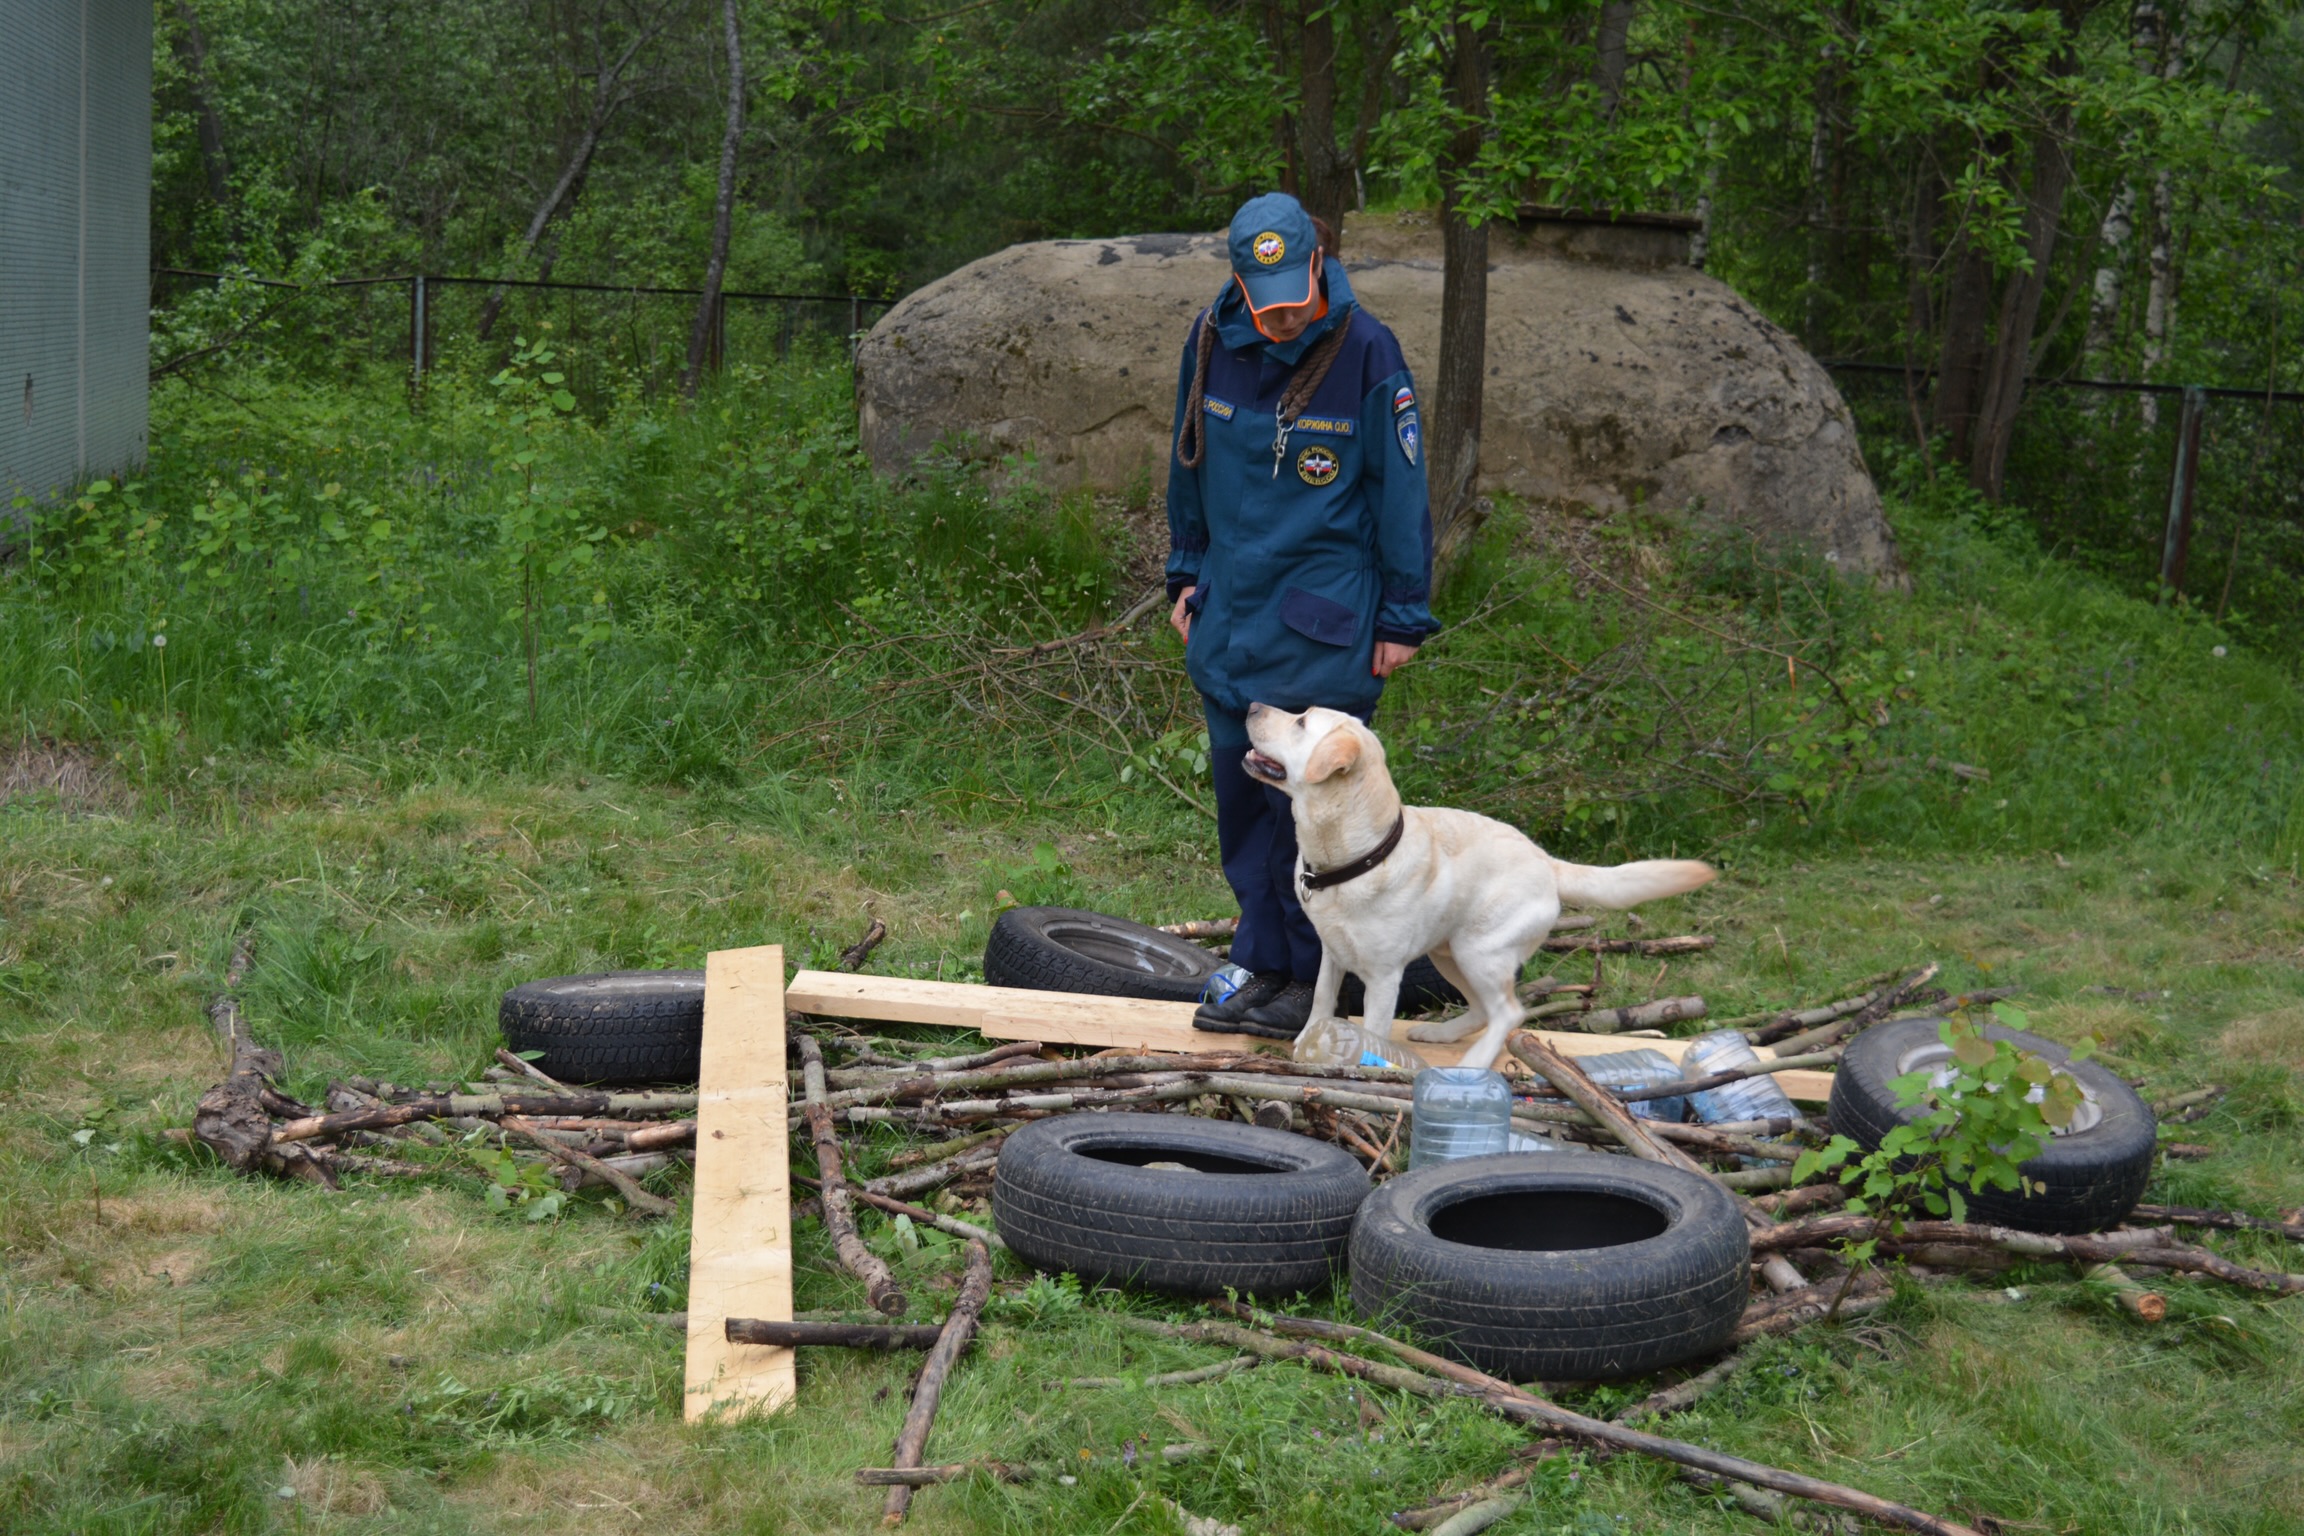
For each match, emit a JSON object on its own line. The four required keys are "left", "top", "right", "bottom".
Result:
{"left": 1227, "top": 192, "right": 1320, "bottom": 313}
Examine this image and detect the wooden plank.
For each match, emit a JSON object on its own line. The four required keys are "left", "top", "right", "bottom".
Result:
{"left": 685, "top": 945, "right": 795, "bottom": 1422}
{"left": 784, "top": 970, "right": 1834, "bottom": 1103}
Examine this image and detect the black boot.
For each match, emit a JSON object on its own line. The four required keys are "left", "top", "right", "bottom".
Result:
{"left": 1192, "top": 971, "right": 1289, "bottom": 1033}
{"left": 1229, "top": 978, "right": 1316, "bottom": 1041}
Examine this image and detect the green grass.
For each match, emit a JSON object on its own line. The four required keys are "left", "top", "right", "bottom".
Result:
{"left": 2, "top": 751, "right": 2301, "bottom": 1534}
{"left": 3, "top": 361, "right": 2303, "bottom": 1532}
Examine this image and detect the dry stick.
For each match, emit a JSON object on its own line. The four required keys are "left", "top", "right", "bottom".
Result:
{"left": 1540, "top": 933, "right": 1713, "bottom": 956}
{"left": 494, "top": 1047, "right": 573, "bottom": 1092}
{"left": 866, "top": 1143, "right": 1002, "bottom": 1201}
{"left": 323, "top": 1085, "right": 699, "bottom": 1118}
{"left": 1728, "top": 970, "right": 1908, "bottom": 1041}
{"left": 1157, "top": 917, "right": 1240, "bottom": 939}
{"left": 1596, "top": 1048, "right": 1843, "bottom": 1105}
{"left": 625, "top": 1120, "right": 696, "bottom": 1152}
{"left": 2083, "top": 1264, "right": 2168, "bottom": 1322}
{"left": 1055, "top": 1356, "right": 1261, "bottom": 1390}
{"left": 192, "top": 934, "right": 339, "bottom": 1189}
{"left": 1428, "top": 1496, "right": 1525, "bottom": 1536}
{"left": 1394, "top": 1445, "right": 1568, "bottom": 1531}
{"left": 1506, "top": 1031, "right": 1809, "bottom": 1295}
{"left": 832, "top": 1042, "right": 1046, "bottom": 1090}
{"left": 1142, "top": 1312, "right": 1980, "bottom": 1536}
{"left": 1728, "top": 1270, "right": 1895, "bottom": 1346}
{"left": 1613, "top": 1353, "right": 1750, "bottom": 1424}
{"left": 2148, "top": 1086, "right": 2226, "bottom": 1118}
{"left": 1752, "top": 1218, "right": 2304, "bottom": 1296}
{"left": 1769, "top": 964, "right": 1942, "bottom": 1058}
{"left": 838, "top": 917, "right": 891, "bottom": 972}
{"left": 500, "top": 1116, "right": 676, "bottom": 1217}
{"left": 882, "top": 1237, "right": 994, "bottom": 1526}
{"left": 1573, "top": 995, "right": 1708, "bottom": 1035}
{"left": 792, "top": 1172, "right": 1004, "bottom": 1249}
{"left": 799, "top": 1036, "right": 907, "bottom": 1317}
{"left": 804, "top": 1052, "right": 1256, "bottom": 1116}
{"left": 726, "top": 1319, "right": 945, "bottom": 1350}
{"left": 884, "top": 1124, "right": 1017, "bottom": 1170}
{"left": 2130, "top": 1202, "right": 2304, "bottom": 1245}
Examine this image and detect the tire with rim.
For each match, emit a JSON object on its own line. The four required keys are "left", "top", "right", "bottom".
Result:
{"left": 1349, "top": 1156, "right": 1750, "bottom": 1382}
{"left": 984, "top": 908, "right": 1220, "bottom": 1004}
{"left": 982, "top": 905, "right": 1466, "bottom": 1010}
{"left": 499, "top": 971, "right": 705, "bottom": 1085}
{"left": 1829, "top": 1014, "right": 2155, "bottom": 1234}
{"left": 993, "top": 1113, "right": 1370, "bottom": 1296}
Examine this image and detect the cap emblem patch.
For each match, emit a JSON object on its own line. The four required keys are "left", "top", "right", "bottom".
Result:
{"left": 1296, "top": 445, "right": 1341, "bottom": 486}
{"left": 1252, "top": 231, "right": 1287, "bottom": 266}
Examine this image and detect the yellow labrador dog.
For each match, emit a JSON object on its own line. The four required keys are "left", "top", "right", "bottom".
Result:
{"left": 1242, "top": 703, "right": 1716, "bottom": 1070}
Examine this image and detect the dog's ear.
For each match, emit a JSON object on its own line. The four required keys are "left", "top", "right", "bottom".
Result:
{"left": 1304, "top": 729, "right": 1361, "bottom": 783}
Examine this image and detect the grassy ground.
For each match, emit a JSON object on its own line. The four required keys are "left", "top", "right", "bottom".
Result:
{"left": 3, "top": 746, "right": 2301, "bottom": 1535}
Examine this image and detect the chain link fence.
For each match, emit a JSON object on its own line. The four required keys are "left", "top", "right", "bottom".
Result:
{"left": 1828, "top": 361, "right": 2303, "bottom": 658}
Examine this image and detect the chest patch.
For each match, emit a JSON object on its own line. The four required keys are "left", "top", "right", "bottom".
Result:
{"left": 1397, "top": 412, "right": 1420, "bottom": 466}
{"left": 1203, "top": 395, "right": 1236, "bottom": 421}
{"left": 1289, "top": 415, "right": 1354, "bottom": 436}
{"left": 1296, "top": 445, "right": 1341, "bottom": 486}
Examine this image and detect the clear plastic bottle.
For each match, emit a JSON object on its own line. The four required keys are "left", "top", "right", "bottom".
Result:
{"left": 1572, "top": 1047, "right": 1691, "bottom": 1123}
{"left": 1199, "top": 963, "right": 1253, "bottom": 1007}
{"left": 1681, "top": 1029, "right": 1799, "bottom": 1127}
{"left": 1291, "top": 1016, "right": 1428, "bottom": 1072}
{"left": 1409, "top": 1067, "right": 1513, "bottom": 1168}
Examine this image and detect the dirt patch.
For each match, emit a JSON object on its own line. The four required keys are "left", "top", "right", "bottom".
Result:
{"left": 0, "top": 739, "right": 118, "bottom": 811}
{"left": 2216, "top": 1006, "right": 2304, "bottom": 1068}
{"left": 286, "top": 1455, "right": 392, "bottom": 1517}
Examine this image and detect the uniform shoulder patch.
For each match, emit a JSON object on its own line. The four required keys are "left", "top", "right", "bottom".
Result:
{"left": 1291, "top": 415, "right": 1354, "bottom": 436}
{"left": 1393, "top": 385, "right": 1415, "bottom": 415}
{"left": 1396, "top": 411, "right": 1420, "bottom": 467}
{"left": 1295, "top": 444, "right": 1341, "bottom": 486}
{"left": 1202, "top": 395, "right": 1236, "bottom": 420}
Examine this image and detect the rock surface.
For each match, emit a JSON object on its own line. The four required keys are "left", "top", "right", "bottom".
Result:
{"left": 856, "top": 214, "right": 1900, "bottom": 577}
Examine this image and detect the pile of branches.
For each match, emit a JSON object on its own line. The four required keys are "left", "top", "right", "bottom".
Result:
{"left": 189, "top": 932, "right": 2302, "bottom": 1533}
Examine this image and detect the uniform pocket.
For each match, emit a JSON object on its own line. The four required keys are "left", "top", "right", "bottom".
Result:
{"left": 1278, "top": 586, "right": 1361, "bottom": 647}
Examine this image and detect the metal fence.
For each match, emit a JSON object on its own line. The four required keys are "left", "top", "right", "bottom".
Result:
{"left": 152, "top": 268, "right": 895, "bottom": 408}
{"left": 1826, "top": 361, "right": 2304, "bottom": 650}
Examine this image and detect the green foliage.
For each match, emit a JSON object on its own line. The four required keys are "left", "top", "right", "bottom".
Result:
{"left": 403, "top": 1371, "right": 636, "bottom": 1444}
{"left": 470, "top": 1143, "right": 570, "bottom": 1222}
{"left": 1793, "top": 1004, "right": 2089, "bottom": 1243}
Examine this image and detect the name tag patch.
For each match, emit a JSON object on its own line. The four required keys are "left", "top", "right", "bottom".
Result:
{"left": 1290, "top": 416, "right": 1354, "bottom": 437}
{"left": 1203, "top": 395, "right": 1236, "bottom": 420}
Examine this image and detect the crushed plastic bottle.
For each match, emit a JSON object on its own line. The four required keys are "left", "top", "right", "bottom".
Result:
{"left": 1409, "top": 1067, "right": 1513, "bottom": 1168}
{"left": 1572, "top": 1047, "right": 1691, "bottom": 1123}
{"left": 1681, "top": 1029, "right": 1799, "bottom": 1139}
{"left": 1291, "top": 1015, "right": 1428, "bottom": 1072}
{"left": 1200, "top": 963, "right": 1253, "bottom": 1007}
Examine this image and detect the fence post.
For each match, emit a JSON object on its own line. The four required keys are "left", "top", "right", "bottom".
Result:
{"left": 409, "top": 274, "right": 429, "bottom": 405}
{"left": 2158, "top": 383, "right": 2206, "bottom": 595}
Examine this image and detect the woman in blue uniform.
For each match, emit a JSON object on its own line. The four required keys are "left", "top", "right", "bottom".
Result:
{"left": 1168, "top": 191, "right": 1438, "bottom": 1038}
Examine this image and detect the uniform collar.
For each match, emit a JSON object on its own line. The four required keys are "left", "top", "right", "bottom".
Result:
{"left": 1212, "top": 260, "right": 1357, "bottom": 363}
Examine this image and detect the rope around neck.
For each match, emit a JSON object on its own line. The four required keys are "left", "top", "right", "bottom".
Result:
{"left": 1175, "top": 309, "right": 1353, "bottom": 471}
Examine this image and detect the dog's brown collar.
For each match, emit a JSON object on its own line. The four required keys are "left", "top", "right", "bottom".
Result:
{"left": 1299, "top": 813, "right": 1405, "bottom": 891}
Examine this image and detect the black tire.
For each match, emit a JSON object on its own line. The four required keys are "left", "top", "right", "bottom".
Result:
{"left": 993, "top": 1113, "right": 1371, "bottom": 1296}
{"left": 499, "top": 971, "right": 705, "bottom": 1085}
{"left": 982, "top": 905, "right": 1467, "bottom": 1011}
{"left": 1829, "top": 1015, "right": 2155, "bottom": 1235}
{"left": 1349, "top": 1156, "right": 1750, "bottom": 1382}
{"left": 984, "top": 908, "right": 1220, "bottom": 1004}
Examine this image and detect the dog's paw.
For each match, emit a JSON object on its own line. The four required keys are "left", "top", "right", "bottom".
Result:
{"left": 1405, "top": 1014, "right": 1481, "bottom": 1044}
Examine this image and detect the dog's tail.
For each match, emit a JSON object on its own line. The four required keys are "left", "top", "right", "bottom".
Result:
{"left": 1549, "top": 857, "right": 1716, "bottom": 911}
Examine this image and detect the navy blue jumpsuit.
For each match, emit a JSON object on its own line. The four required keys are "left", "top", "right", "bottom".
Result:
{"left": 1164, "top": 260, "right": 1439, "bottom": 981}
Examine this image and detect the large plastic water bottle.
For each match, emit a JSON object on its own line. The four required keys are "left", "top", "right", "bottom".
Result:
{"left": 1681, "top": 1029, "right": 1800, "bottom": 1127}
{"left": 1409, "top": 1067, "right": 1513, "bottom": 1168}
{"left": 1291, "top": 1016, "right": 1428, "bottom": 1071}
{"left": 1574, "top": 1047, "right": 1691, "bottom": 1123}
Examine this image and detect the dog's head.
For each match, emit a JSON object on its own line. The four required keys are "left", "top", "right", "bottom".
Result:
{"left": 1241, "top": 704, "right": 1389, "bottom": 799}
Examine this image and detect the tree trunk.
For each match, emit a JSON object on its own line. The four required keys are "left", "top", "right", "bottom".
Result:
{"left": 1932, "top": 233, "right": 1994, "bottom": 462}
{"left": 1430, "top": 17, "right": 1492, "bottom": 570}
{"left": 2139, "top": 167, "right": 2175, "bottom": 424}
{"left": 2084, "top": 180, "right": 2134, "bottom": 364}
{"left": 682, "top": 0, "right": 745, "bottom": 401}
{"left": 1294, "top": 3, "right": 1354, "bottom": 234}
{"left": 477, "top": 117, "right": 609, "bottom": 342}
{"left": 171, "top": 2, "right": 231, "bottom": 207}
{"left": 1591, "top": 0, "right": 1635, "bottom": 118}
{"left": 1968, "top": 60, "right": 2083, "bottom": 497}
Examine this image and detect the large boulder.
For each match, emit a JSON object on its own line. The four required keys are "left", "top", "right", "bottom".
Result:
{"left": 856, "top": 213, "right": 1900, "bottom": 577}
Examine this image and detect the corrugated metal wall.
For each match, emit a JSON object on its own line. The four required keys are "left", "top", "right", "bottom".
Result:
{"left": 0, "top": 0, "right": 152, "bottom": 530}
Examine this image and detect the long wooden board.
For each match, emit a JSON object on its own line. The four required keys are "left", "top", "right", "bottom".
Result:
{"left": 784, "top": 970, "right": 1834, "bottom": 1103}
{"left": 685, "top": 945, "right": 796, "bottom": 1422}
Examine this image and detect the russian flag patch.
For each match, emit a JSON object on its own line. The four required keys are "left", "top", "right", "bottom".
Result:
{"left": 1393, "top": 386, "right": 1415, "bottom": 415}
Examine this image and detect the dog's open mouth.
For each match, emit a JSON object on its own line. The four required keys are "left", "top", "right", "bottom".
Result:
{"left": 1243, "top": 750, "right": 1287, "bottom": 783}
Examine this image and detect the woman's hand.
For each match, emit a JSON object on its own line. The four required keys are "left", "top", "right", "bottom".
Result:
{"left": 1372, "top": 641, "right": 1417, "bottom": 679}
{"left": 1170, "top": 586, "right": 1197, "bottom": 642}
